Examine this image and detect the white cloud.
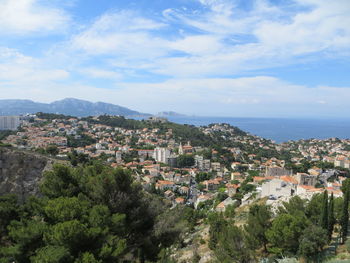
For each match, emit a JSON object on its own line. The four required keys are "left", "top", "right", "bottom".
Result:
{"left": 254, "top": 0, "right": 350, "bottom": 55}
{"left": 0, "top": 0, "right": 70, "bottom": 34}
{"left": 0, "top": 47, "right": 69, "bottom": 84}
{"left": 66, "top": 0, "right": 350, "bottom": 78}
{"left": 71, "top": 11, "right": 168, "bottom": 58}
{"left": 78, "top": 67, "right": 122, "bottom": 80}
{"left": 169, "top": 35, "right": 223, "bottom": 55}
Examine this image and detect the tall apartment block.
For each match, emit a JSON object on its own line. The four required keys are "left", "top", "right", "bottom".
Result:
{"left": 0, "top": 116, "right": 20, "bottom": 131}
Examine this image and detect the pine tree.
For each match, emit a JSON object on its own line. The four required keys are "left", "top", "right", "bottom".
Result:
{"left": 341, "top": 188, "right": 350, "bottom": 243}
{"left": 328, "top": 193, "right": 335, "bottom": 241}
{"left": 244, "top": 204, "right": 272, "bottom": 252}
{"left": 320, "top": 190, "right": 328, "bottom": 230}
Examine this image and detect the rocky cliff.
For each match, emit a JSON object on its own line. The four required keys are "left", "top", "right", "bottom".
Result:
{"left": 0, "top": 147, "right": 56, "bottom": 202}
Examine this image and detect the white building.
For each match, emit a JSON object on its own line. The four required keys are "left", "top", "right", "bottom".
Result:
{"left": 153, "top": 147, "right": 170, "bottom": 164}
{"left": 194, "top": 155, "right": 211, "bottom": 171}
{"left": 0, "top": 116, "right": 20, "bottom": 131}
{"left": 116, "top": 151, "right": 122, "bottom": 163}
{"left": 261, "top": 178, "right": 295, "bottom": 199}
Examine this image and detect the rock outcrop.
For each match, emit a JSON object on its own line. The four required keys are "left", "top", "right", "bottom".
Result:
{"left": 0, "top": 147, "right": 56, "bottom": 202}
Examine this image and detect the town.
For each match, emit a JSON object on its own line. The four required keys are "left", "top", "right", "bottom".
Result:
{"left": 2, "top": 113, "right": 349, "bottom": 213}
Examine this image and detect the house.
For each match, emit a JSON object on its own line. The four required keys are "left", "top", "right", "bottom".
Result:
{"left": 226, "top": 183, "right": 239, "bottom": 197}
{"left": 334, "top": 156, "right": 347, "bottom": 168}
{"left": 179, "top": 142, "right": 193, "bottom": 155}
{"left": 164, "top": 190, "right": 175, "bottom": 200}
{"left": 253, "top": 176, "right": 273, "bottom": 184}
{"left": 308, "top": 167, "right": 322, "bottom": 176}
{"left": 296, "top": 185, "right": 323, "bottom": 198}
{"left": 161, "top": 171, "right": 175, "bottom": 181}
{"left": 211, "top": 162, "right": 222, "bottom": 172}
{"left": 175, "top": 197, "right": 186, "bottom": 205}
{"left": 156, "top": 180, "right": 175, "bottom": 191}
{"left": 203, "top": 179, "right": 221, "bottom": 191}
{"left": 265, "top": 166, "right": 292, "bottom": 177}
{"left": 194, "top": 194, "right": 213, "bottom": 209}
{"left": 174, "top": 173, "right": 191, "bottom": 184}
{"left": 280, "top": 176, "right": 298, "bottom": 186}
{"left": 261, "top": 178, "right": 296, "bottom": 198}
{"left": 295, "top": 173, "right": 317, "bottom": 186}
{"left": 142, "top": 175, "right": 157, "bottom": 184}
{"left": 216, "top": 197, "right": 236, "bottom": 212}
{"left": 231, "top": 172, "right": 242, "bottom": 181}
{"left": 179, "top": 186, "right": 190, "bottom": 195}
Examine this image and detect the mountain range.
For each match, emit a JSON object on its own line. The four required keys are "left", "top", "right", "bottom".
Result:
{"left": 0, "top": 98, "right": 149, "bottom": 117}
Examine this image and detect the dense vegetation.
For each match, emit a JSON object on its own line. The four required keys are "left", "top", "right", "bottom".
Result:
{"left": 0, "top": 130, "right": 16, "bottom": 141}
{"left": 207, "top": 184, "right": 350, "bottom": 262}
{"left": 36, "top": 112, "right": 74, "bottom": 121}
{"left": 0, "top": 163, "right": 193, "bottom": 263}
{"left": 67, "top": 134, "right": 97, "bottom": 148}
{"left": 84, "top": 115, "right": 247, "bottom": 147}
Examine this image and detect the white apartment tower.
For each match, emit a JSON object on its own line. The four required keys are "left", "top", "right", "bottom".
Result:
{"left": 0, "top": 116, "right": 20, "bottom": 131}
{"left": 153, "top": 147, "right": 170, "bottom": 163}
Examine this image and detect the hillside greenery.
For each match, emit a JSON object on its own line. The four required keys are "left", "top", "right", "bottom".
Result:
{"left": 206, "top": 185, "right": 350, "bottom": 263}
{"left": 0, "top": 163, "right": 194, "bottom": 263}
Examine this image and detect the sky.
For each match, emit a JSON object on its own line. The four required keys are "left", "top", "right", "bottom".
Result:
{"left": 0, "top": 0, "right": 350, "bottom": 118}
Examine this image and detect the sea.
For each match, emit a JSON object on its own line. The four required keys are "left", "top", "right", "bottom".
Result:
{"left": 139, "top": 116, "right": 350, "bottom": 144}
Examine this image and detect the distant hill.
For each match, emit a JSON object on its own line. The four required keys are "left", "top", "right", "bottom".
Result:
{"left": 0, "top": 98, "right": 149, "bottom": 117}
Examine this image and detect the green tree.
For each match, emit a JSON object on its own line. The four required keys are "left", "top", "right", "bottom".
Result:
{"left": 1, "top": 219, "right": 47, "bottom": 263}
{"left": 44, "top": 197, "right": 90, "bottom": 223}
{"left": 278, "top": 196, "right": 306, "bottom": 217}
{"left": 40, "top": 165, "right": 80, "bottom": 198}
{"left": 75, "top": 252, "right": 102, "bottom": 263}
{"left": 44, "top": 220, "right": 89, "bottom": 252}
{"left": 305, "top": 193, "right": 323, "bottom": 225}
{"left": 245, "top": 204, "right": 272, "bottom": 252}
{"left": 298, "top": 225, "right": 327, "bottom": 260}
{"left": 177, "top": 155, "right": 195, "bottom": 168}
{"left": 340, "top": 187, "right": 350, "bottom": 243}
{"left": 320, "top": 190, "right": 328, "bottom": 230}
{"left": 224, "top": 204, "right": 236, "bottom": 219}
{"left": 30, "top": 246, "right": 72, "bottom": 263}
{"left": 46, "top": 144, "right": 59, "bottom": 156}
{"left": 328, "top": 193, "right": 335, "bottom": 240}
{"left": 208, "top": 213, "right": 226, "bottom": 250}
{"left": 0, "top": 194, "right": 20, "bottom": 239}
{"left": 215, "top": 225, "right": 253, "bottom": 263}
{"left": 267, "top": 213, "right": 309, "bottom": 255}
{"left": 0, "top": 163, "right": 189, "bottom": 263}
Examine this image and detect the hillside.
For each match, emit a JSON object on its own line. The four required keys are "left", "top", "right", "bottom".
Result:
{"left": 0, "top": 98, "right": 148, "bottom": 117}
{"left": 0, "top": 147, "right": 59, "bottom": 201}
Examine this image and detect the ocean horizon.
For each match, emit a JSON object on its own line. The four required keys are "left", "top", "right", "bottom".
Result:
{"left": 141, "top": 116, "right": 350, "bottom": 143}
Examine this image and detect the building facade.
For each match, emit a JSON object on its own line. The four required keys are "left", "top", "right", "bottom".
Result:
{"left": 0, "top": 116, "right": 20, "bottom": 131}
{"left": 153, "top": 147, "right": 170, "bottom": 163}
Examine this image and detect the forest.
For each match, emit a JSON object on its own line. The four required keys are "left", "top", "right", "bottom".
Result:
{"left": 0, "top": 163, "right": 194, "bottom": 263}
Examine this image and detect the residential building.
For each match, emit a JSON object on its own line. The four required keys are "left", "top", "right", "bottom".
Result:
{"left": 261, "top": 178, "right": 296, "bottom": 198}
{"left": 153, "top": 147, "right": 170, "bottom": 163}
{"left": 0, "top": 116, "right": 20, "bottom": 131}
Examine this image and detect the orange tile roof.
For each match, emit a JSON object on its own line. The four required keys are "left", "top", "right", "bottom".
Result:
{"left": 280, "top": 176, "right": 298, "bottom": 185}
{"left": 254, "top": 176, "right": 273, "bottom": 182}
{"left": 175, "top": 197, "right": 185, "bottom": 203}
{"left": 216, "top": 201, "right": 225, "bottom": 209}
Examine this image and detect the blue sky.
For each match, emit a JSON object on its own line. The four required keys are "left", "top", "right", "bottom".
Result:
{"left": 0, "top": 0, "right": 349, "bottom": 117}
